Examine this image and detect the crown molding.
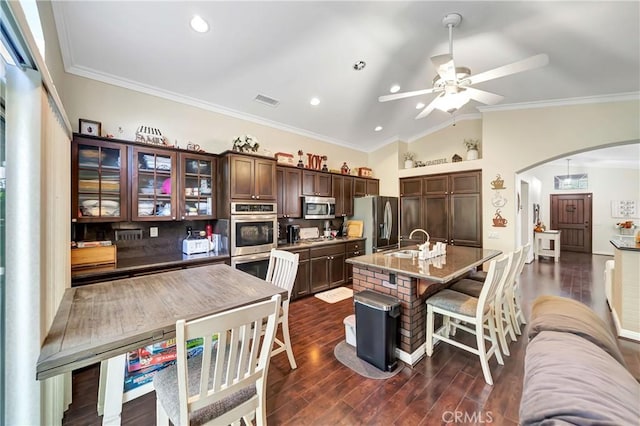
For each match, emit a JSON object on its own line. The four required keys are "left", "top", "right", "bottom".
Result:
{"left": 478, "top": 92, "right": 640, "bottom": 113}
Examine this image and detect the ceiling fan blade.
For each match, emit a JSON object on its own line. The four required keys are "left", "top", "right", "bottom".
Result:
{"left": 415, "top": 95, "right": 441, "bottom": 120}
{"left": 431, "top": 54, "right": 456, "bottom": 82}
{"left": 378, "top": 87, "right": 440, "bottom": 102}
{"left": 463, "top": 87, "right": 504, "bottom": 105}
{"left": 466, "top": 54, "right": 549, "bottom": 85}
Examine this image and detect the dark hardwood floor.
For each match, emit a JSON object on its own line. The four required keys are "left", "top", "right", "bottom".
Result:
{"left": 62, "top": 252, "right": 640, "bottom": 425}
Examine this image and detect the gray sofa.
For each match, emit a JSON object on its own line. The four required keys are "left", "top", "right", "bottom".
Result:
{"left": 519, "top": 295, "right": 640, "bottom": 425}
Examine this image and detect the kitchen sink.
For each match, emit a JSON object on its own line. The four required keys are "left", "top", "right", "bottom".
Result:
{"left": 384, "top": 249, "right": 419, "bottom": 258}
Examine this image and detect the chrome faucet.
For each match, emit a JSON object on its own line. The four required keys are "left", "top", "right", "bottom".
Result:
{"left": 409, "top": 228, "right": 430, "bottom": 243}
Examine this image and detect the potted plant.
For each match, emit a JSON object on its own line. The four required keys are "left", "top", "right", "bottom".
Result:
{"left": 403, "top": 152, "right": 415, "bottom": 169}
{"left": 463, "top": 139, "right": 480, "bottom": 160}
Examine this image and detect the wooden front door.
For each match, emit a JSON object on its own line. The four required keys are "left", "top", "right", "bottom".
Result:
{"left": 550, "top": 193, "right": 592, "bottom": 253}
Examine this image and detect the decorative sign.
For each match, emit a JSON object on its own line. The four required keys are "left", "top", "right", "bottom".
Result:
{"left": 554, "top": 173, "right": 588, "bottom": 190}
{"left": 490, "top": 174, "right": 505, "bottom": 190}
{"left": 492, "top": 209, "right": 508, "bottom": 227}
{"left": 305, "top": 153, "right": 327, "bottom": 171}
{"left": 611, "top": 200, "right": 638, "bottom": 218}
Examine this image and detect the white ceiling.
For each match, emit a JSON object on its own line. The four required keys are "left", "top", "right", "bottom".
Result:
{"left": 51, "top": 1, "right": 640, "bottom": 151}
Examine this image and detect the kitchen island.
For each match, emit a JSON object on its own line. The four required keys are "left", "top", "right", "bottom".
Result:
{"left": 347, "top": 245, "right": 501, "bottom": 365}
{"left": 610, "top": 238, "right": 640, "bottom": 341}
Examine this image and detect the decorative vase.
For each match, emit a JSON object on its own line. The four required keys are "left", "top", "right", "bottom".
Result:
{"left": 466, "top": 149, "right": 478, "bottom": 161}
{"left": 404, "top": 160, "right": 414, "bottom": 169}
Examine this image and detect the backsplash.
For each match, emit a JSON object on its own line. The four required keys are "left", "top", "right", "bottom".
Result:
{"left": 277, "top": 217, "right": 345, "bottom": 243}
{"left": 73, "top": 219, "right": 229, "bottom": 259}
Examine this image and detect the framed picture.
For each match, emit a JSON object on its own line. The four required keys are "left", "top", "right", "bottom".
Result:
{"left": 79, "top": 119, "right": 102, "bottom": 136}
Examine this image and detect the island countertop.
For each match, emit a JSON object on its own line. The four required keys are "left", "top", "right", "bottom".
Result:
{"left": 346, "top": 245, "right": 502, "bottom": 282}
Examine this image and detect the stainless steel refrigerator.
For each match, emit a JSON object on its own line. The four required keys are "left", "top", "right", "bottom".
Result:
{"left": 352, "top": 196, "right": 399, "bottom": 254}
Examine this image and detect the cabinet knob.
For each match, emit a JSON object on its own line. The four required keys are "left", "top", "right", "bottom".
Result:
{"left": 172, "top": 217, "right": 176, "bottom": 220}
{"left": 251, "top": 195, "right": 256, "bottom": 199}
{"left": 256, "top": 195, "right": 260, "bottom": 199}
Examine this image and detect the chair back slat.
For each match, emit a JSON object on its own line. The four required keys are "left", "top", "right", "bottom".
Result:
{"left": 500, "top": 247, "right": 523, "bottom": 296}
{"left": 516, "top": 243, "right": 531, "bottom": 278}
{"left": 265, "top": 249, "right": 299, "bottom": 296}
{"left": 173, "top": 294, "right": 281, "bottom": 424}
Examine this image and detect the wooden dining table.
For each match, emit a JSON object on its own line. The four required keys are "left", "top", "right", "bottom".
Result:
{"left": 36, "top": 263, "right": 287, "bottom": 425}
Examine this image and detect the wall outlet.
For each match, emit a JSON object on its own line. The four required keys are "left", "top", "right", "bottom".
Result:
{"left": 488, "top": 232, "right": 499, "bottom": 239}
{"left": 150, "top": 227, "right": 158, "bottom": 238}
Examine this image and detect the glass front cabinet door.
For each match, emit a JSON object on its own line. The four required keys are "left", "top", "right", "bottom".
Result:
{"left": 131, "top": 146, "right": 177, "bottom": 221}
{"left": 179, "top": 153, "right": 216, "bottom": 220}
{"left": 72, "top": 137, "right": 128, "bottom": 222}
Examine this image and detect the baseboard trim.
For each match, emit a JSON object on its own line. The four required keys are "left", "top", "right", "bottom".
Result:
{"left": 611, "top": 308, "right": 640, "bottom": 342}
{"left": 396, "top": 344, "right": 427, "bottom": 366}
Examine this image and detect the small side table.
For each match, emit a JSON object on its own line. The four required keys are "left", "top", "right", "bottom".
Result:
{"left": 534, "top": 230, "right": 561, "bottom": 262}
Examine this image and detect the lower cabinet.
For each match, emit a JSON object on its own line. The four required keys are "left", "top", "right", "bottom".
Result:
{"left": 291, "top": 248, "right": 311, "bottom": 299}
{"left": 286, "top": 240, "right": 363, "bottom": 299}
{"left": 310, "top": 244, "right": 346, "bottom": 292}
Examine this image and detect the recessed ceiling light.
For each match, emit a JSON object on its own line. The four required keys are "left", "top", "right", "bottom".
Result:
{"left": 310, "top": 97, "right": 320, "bottom": 106}
{"left": 390, "top": 85, "right": 401, "bottom": 93}
{"left": 416, "top": 102, "right": 425, "bottom": 109}
{"left": 374, "top": 126, "right": 383, "bottom": 132}
{"left": 190, "top": 15, "right": 209, "bottom": 33}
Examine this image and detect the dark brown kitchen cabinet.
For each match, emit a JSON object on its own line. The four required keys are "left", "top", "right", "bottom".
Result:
{"left": 345, "top": 240, "right": 363, "bottom": 282}
{"left": 400, "top": 178, "right": 422, "bottom": 197}
{"left": 276, "top": 166, "right": 302, "bottom": 218}
{"left": 131, "top": 146, "right": 178, "bottom": 221}
{"left": 400, "top": 196, "right": 422, "bottom": 240}
{"left": 178, "top": 152, "right": 216, "bottom": 220}
{"left": 401, "top": 170, "right": 482, "bottom": 247}
{"left": 229, "top": 154, "right": 276, "bottom": 200}
{"left": 290, "top": 248, "right": 310, "bottom": 299}
{"left": 72, "top": 136, "right": 128, "bottom": 222}
{"left": 302, "top": 170, "right": 332, "bottom": 196}
{"left": 354, "top": 178, "right": 380, "bottom": 197}
{"left": 310, "top": 243, "right": 345, "bottom": 292}
{"left": 332, "top": 175, "right": 354, "bottom": 217}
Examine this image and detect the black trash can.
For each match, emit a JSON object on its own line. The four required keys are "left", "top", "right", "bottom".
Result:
{"left": 354, "top": 290, "right": 401, "bottom": 372}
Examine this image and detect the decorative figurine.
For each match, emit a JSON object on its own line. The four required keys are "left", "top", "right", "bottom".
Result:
{"left": 321, "top": 155, "right": 328, "bottom": 172}
{"left": 341, "top": 162, "right": 350, "bottom": 174}
{"left": 297, "top": 150, "right": 305, "bottom": 168}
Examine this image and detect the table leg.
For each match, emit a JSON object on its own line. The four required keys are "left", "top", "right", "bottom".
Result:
{"left": 102, "top": 354, "right": 126, "bottom": 426}
{"left": 97, "top": 360, "right": 108, "bottom": 416}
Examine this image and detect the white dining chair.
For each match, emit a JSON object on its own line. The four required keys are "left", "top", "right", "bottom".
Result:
{"left": 448, "top": 249, "right": 519, "bottom": 355}
{"left": 265, "top": 248, "right": 299, "bottom": 370}
{"left": 425, "top": 254, "right": 512, "bottom": 385}
{"left": 153, "top": 294, "right": 281, "bottom": 426}
{"left": 509, "top": 243, "right": 530, "bottom": 334}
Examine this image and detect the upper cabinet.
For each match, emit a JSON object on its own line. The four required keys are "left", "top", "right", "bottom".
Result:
{"left": 131, "top": 146, "right": 178, "bottom": 221}
{"left": 353, "top": 177, "right": 379, "bottom": 197}
{"left": 276, "top": 166, "right": 302, "bottom": 218}
{"left": 178, "top": 152, "right": 217, "bottom": 220}
{"left": 332, "top": 175, "right": 354, "bottom": 217}
{"left": 72, "top": 137, "right": 129, "bottom": 222}
{"left": 229, "top": 154, "right": 276, "bottom": 200}
{"left": 302, "top": 170, "right": 332, "bottom": 196}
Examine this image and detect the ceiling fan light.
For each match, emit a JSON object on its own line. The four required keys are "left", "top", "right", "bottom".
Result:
{"left": 390, "top": 84, "right": 401, "bottom": 93}
{"left": 416, "top": 102, "right": 425, "bottom": 109}
{"left": 435, "top": 91, "right": 470, "bottom": 113}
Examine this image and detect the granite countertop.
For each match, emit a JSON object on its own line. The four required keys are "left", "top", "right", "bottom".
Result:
{"left": 346, "top": 245, "right": 502, "bottom": 282}
{"left": 278, "top": 236, "right": 365, "bottom": 250}
{"left": 610, "top": 238, "right": 640, "bottom": 251}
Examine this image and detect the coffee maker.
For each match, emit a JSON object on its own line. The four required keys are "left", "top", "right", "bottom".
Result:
{"left": 286, "top": 224, "right": 300, "bottom": 243}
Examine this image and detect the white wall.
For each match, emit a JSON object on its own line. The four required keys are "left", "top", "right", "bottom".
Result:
{"left": 482, "top": 101, "right": 640, "bottom": 255}
{"left": 525, "top": 161, "right": 640, "bottom": 255}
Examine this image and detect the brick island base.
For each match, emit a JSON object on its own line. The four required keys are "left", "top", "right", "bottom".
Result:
{"left": 352, "top": 266, "right": 446, "bottom": 366}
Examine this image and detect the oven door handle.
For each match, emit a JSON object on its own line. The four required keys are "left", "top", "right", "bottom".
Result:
{"left": 233, "top": 252, "right": 272, "bottom": 262}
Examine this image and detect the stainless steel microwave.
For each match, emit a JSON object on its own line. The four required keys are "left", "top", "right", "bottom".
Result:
{"left": 303, "top": 196, "right": 336, "bottom": 219}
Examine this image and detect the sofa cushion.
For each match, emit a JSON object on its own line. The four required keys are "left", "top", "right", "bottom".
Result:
{"left": 528, "top": 295, "right": 626, "bottom": 366}
{"left": 520, "top": 330, "right": 640, "bottom": 425}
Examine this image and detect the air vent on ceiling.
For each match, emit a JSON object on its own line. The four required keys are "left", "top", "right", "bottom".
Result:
{"left": 254, "top": 94, "right": 280, "bottom": 107}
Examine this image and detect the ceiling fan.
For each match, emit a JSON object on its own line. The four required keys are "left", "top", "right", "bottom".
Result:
{"left": 379, "top": 13, "right": 549, "bottom": 119}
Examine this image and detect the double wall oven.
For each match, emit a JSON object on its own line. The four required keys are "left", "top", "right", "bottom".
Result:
{"left": 230, "top": 202, "right": 277, "bottom": 279}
